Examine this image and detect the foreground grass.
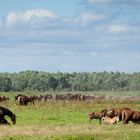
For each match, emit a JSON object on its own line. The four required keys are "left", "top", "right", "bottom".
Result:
{"left": 0, "top": 124, "right": 140, "bottom": 140}
{"left": 0, "top": 135, "right": 95, "bottom": 140}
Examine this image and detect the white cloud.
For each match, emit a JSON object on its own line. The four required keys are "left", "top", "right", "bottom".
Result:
{"left": 87, "top": 0, "right": 111, "bottom": 4}
{"left": 78, "top": 12, "right": 105, "bottom": 26}
{"left": 2, "top": 9, "right": 106, "bottom": 30}
{"left": 4, "top": 9, "right": 56, "bottom": 28}
{"left": 62, "top": 12, "right": 106, "bottom": 28}
{"left": 107, "top": 24, "right": 129, "bottom": 34}
{"left": 86, "top": 0, "right": 140, "bottom": 5}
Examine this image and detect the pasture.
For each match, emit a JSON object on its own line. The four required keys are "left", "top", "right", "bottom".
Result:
{"left": 0, "top": 91, "right": 140, "bottom": 140}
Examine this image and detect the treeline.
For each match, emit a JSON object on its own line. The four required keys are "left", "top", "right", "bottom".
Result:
{"left": 0, "top": 71, "right": 140, "bottom": 92}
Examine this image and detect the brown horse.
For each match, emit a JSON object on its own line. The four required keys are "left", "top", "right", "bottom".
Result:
{"left": 16, "top": 94, "right": 34, "bottom": 105}
{"left": 107, "top": 107, "right": 131, "bottom": 121}
{"left": 0, "top": 96, "right": 10, "bottom": 103}
{"left": 122, "top": 109, "right": 140, "bottom": 124}
{"left": 88, "top": 109, "right": 108, "bottom": 124}
{"left": 17, "top": 96, "right": 28, "bottom": 105}
{"left": 0, "top": 106, "right": 16, "bottom": 125}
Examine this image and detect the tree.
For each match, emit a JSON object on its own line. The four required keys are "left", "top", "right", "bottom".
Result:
{"left": 0, "top": 76, "right": 12, "bottom": 92}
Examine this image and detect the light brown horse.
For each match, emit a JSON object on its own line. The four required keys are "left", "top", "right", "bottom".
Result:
{"left": 101, "top": 116, "right": 119, "bottom": 125}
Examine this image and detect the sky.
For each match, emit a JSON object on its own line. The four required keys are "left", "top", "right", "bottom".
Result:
{"left": 0, "top": 0, "right": 140, "bottom": 73}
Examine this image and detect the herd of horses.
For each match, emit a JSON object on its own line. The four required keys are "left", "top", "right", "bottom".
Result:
{"left": 1, "top": 94, "right": 140, "bottom": 106}
{"left": 88, "top": 107, "right": 140, "bottom": 124}
{"left": 14, "top": 94, "right": 106, "bottom": 106}
{"left": 13, "top": 94, "right": 140, "bottom": 106}
{"left": 0, "top": 93, "right": 140, "bottom": 126}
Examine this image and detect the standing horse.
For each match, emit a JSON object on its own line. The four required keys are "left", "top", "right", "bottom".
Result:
{"left": 122, "top": 109, "right": 140, "bottom": 124}
{"left": 0, "top": 106, "right": 16, "bottom": 125}
{"left": 107, "top": 107, "right": 131, "bottom": 121}
{"left": 16, "top": 95, "right": 34, "bottom": 106}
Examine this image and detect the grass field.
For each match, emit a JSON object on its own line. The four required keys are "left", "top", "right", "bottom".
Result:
{"left": 0, "top": 91, "right": 140, "bottom": 140}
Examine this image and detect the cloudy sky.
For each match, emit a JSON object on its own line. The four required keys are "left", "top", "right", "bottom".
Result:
{"left": 0, "top": 0, "right": 140, "bottom": 73}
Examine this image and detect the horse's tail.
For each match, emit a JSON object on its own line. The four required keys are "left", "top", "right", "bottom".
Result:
{"left": 122, "top": 110, "right": 125, "bottom": 124}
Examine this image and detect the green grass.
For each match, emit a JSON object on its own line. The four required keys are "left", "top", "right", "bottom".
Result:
{"left": 3, "top": 101, "right": 139, "bottom": 126}
{"left": 0, "top": 91, "right": 140, "bottom": 139}
{"left": 1, "top": 135, "right": 95, "bottom": 140}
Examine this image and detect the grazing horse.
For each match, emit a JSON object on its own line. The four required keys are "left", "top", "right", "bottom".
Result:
{"left": 16, "top": 95, "right": 34, "bottom": 106}
{"left": 88, "top": 109, "right": 108, "bottom": 124}
{"left": 101, "top": 116, "right": 119, "bottom": 125}
{"left": 0, "top": 96, "right": 10, "bottom": 103}
{"left": 107, "top": 107, "right": 131, "bottom": 121}
{"left": 0, "top": 106, "right": 16, "bottom": 125}
{"left": 122, "top": 109, "right": 140, "bottom": 124}
{"left": 17, "top": 96, "right": 28, "bottom": 106}
{"left": 15, "top": 94, "right": 23, "bottom": 101}
{"left": 0, "top": 116, "right": 10, "bottom": 125}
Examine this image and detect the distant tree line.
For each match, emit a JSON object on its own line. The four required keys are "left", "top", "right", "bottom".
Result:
{"left": 0, "top": 71, "right": 140, "bottom": 92}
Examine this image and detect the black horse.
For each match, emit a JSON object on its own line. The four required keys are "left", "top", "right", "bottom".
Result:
{"left": 0, "top": 106, "right": 16, "bottom": 125}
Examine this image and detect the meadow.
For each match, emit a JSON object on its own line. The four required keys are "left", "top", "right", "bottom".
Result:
{"left": 0, "top": 91, "right": 140, "bottom": 140}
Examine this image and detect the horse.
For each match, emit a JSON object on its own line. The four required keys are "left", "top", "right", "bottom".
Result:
{"left": 101, "top": 116, "right": 119, "bottom": 125}
{"left": 107, "top": 107, "right": 131, "bottom": 121}
{"left": 0, "top": 106, "right": 16, "bottom": 125}
{"left": 122, "top": 109, "right": 140, "bottom": 124}
{"left": 26, "top": 96, "right": 35, "bottom": 105}
{"left": 88, "top": 109, "right": 108, "bottom": 124}
{"left": 0, "top": 96, "right": 10, "bottom": 103}
{"left": 17, "top": 96, "right": 28, "bottom": 105}
{"left": 15, "top": 94, "right": 23, "bottom": 101}
{"left": 16, "top": 95, "right": 34, "bottom": 106}
{"left": 0, "top": 116, "right": 10, "bottom": 125}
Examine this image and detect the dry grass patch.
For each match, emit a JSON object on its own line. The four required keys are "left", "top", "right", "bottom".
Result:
{"left": 0, "top": 123, "right": 140, "bottom": 140}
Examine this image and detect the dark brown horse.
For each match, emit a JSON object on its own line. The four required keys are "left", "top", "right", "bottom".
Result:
{"left": 15, "top": 94, "right": 23, "bottom": 101}
{"left": 15, "top": 94, "right": 34, "bottom": 105}
{"left": 0, "top": 106, "right": 16, "bottom": 125}
{"left": 122, "top": 109, "right": 140, "bottom": 124}
{"left": 88, "top": 109, "right": 108, "bottom": 124}
{"left": 0, "top": 116, "right": 10, "bottom": 125}
{"left": 107, "top": 107, "right": 131, "bottom": 121}
{"left": 17, "top": 96, "right": 28, "bottom": 105}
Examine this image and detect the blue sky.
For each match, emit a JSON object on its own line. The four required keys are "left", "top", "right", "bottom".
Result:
{"left": 0, "top": 0, "right": 140, "bottom": 73}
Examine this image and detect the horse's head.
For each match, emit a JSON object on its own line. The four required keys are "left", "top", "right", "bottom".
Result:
{"left": 11, "top": 114, "right": 16, "bottom": 125}
{"left": 88, "top": 112, "right": 95, "bottom": 123}
{"left": 88, "top": 112, "right": 95, "bottom": 120}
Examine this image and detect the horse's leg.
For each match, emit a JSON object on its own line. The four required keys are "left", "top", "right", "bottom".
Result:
{"left": 99, "top": 118, "right": 102, "bottom": 124}
{"left": 0, "top": 117, "right": 10, "bottom": 125}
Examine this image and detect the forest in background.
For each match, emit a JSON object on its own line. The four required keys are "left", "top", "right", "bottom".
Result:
{"left": 0, "top": 70, "right": 140, "bottom": 92}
